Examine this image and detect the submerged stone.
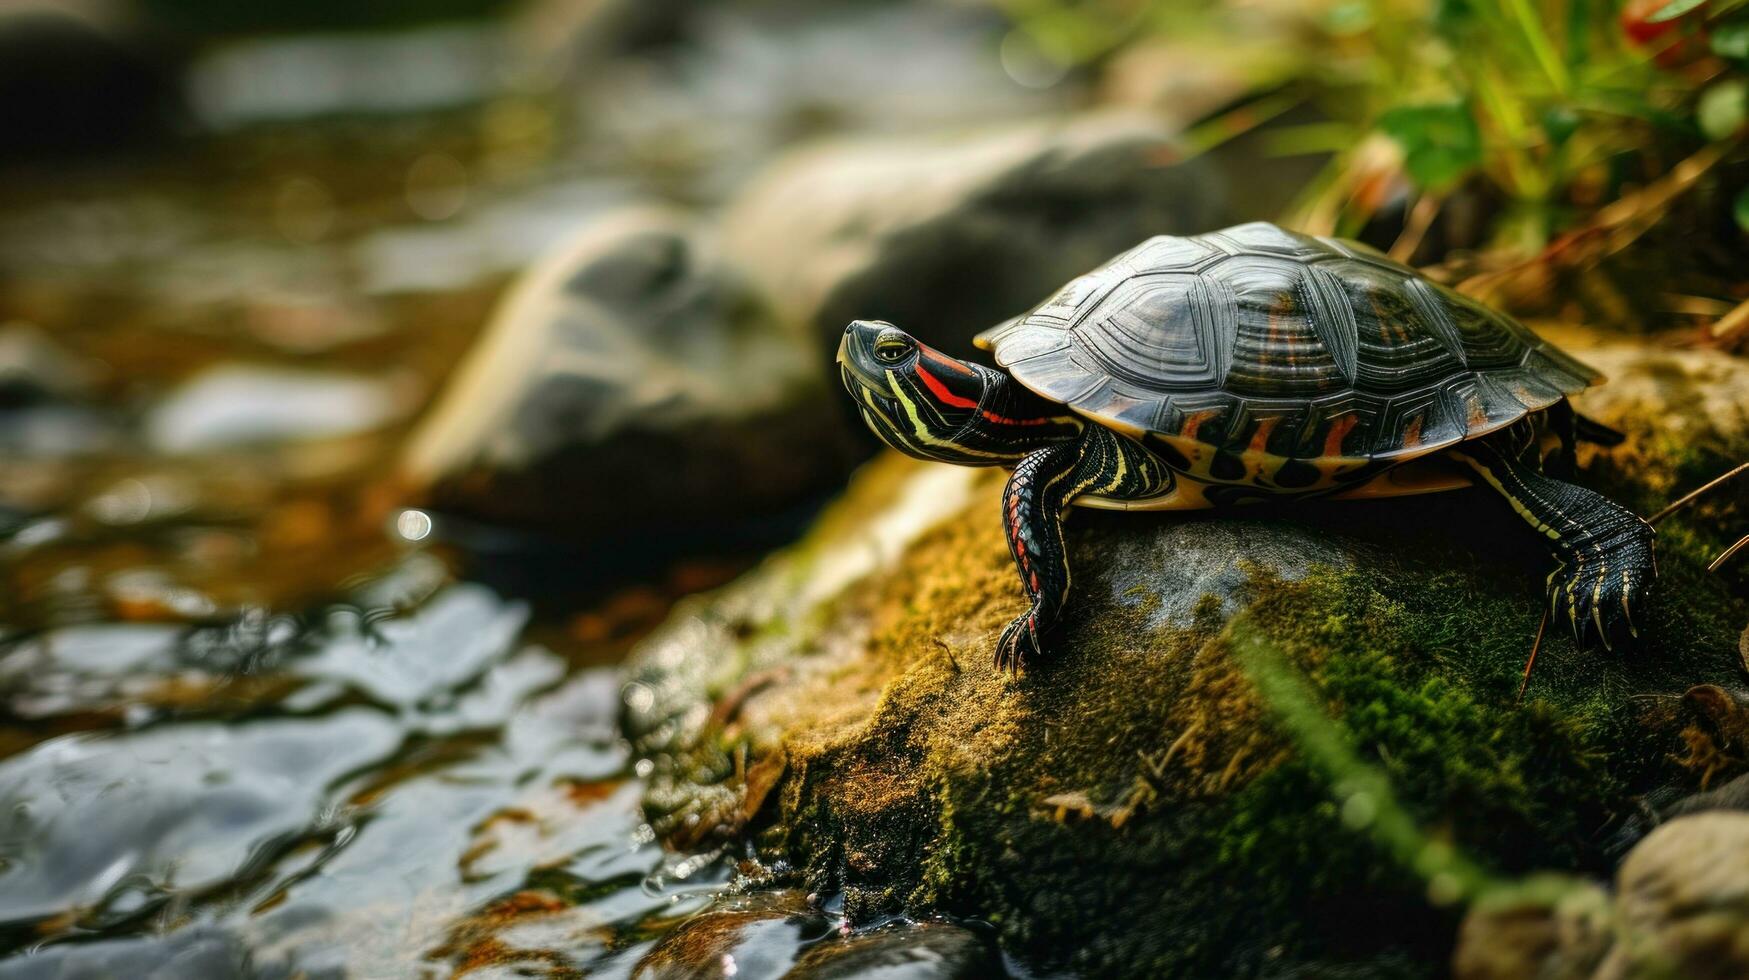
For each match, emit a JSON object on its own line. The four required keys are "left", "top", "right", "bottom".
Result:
{"left": 785, "top": 919, "right": 1003, "bottom": 979}
{"left": 632, "top": 891, "right": 832, "bottom": 979}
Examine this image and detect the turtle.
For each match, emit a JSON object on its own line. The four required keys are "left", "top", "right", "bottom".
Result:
{"left": 836, "top": 221, "right": 1656, "bottom": 673}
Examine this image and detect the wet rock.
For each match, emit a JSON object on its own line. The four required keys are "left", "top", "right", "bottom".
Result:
{"left": 624, "top": 341, "right": 1749, "bottom": 976}
{"left": 400, "top": 207, "right": 857, "bottom": 541}
{"left": 787, "top": 920, "right": 1003, "bottom": 980}
{"left": 0, "top": 710, "right": 402, "bottom": 927}
{"left": 632, "top": 896, "right": 999, "bottom": 980}
{"left": 720, "top": 112, "right": 1229, "bottom": 360}
{"left": 631, "top": 891, "right": 832, "bottom": 979}
{"left": 146, "top": 365, "right": 413, "bottom": 454}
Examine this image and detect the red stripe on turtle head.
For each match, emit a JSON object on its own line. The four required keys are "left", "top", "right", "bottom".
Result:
{"left": 914, "top": 362, "right": 980, "bottom": 410}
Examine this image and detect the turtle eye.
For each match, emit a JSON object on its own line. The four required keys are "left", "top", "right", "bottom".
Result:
{"left": 873, "top": 334, "right": 914, "bottom": 364}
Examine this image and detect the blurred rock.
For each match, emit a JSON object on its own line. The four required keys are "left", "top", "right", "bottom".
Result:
{"left": 514, "top": 0, "right": 691, "bottom": 72}
{"left": 145, "top": 365, "right": 413, "bottom": 454}
{"left": 720, "top": 112, "right": 1228, "bottom": 360}
{"left": 186, "top": 24, "right": 509, "bottom": 129}
{"left": 1451, "top": 880, "right": 1613, "bottom": 980}
{"left": 0, "top": 2, "right": 184, "bottom": 160}
{"left": 1571, "top": 342, "right": 1749, "bottom": 489}
{"left": 1666, "top": 772, "right": 1749, "bottom": 818}
{"left": 0, "top": 404, "right": 118, "bottom": 457}
{"left": 0, "top": 322, "right": 98, "bottom": 407}
{"left": 576, "top": 4, "right": 1056, "bottom": 201}
{"left": 400, "top": 207, "right": 857, "bottom": 542}
{"left": 1473, "top": 811, "right": 1749, "bottom": 980}
{"left": 1604, "top": 812, "right": 1749, "bottom": 978}
{"left": 1557, "top": 338, "right": 1749, "bottom": 564}
{"left": 1098, "top": 38, "right": 1298, "bottom": 128}
{"left": 0, "top": 321, "right": 118, "bottom": 457}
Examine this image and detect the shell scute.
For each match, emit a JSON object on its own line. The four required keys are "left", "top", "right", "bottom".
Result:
{"left": 1069, "top": 273, "right": 1232, "bottom": 392}
{"left": 984, "top": 223, "right": 1601, "bottom": 464}
{"left": 1209, "top": 221, "right": 1329, "bottom": 259}
{"left": 1200, "top": 254, "right": 1350, "bottom": 399}
{"left": 1326, "top": 258, "right": 1468, "bottom": 389}
{"left": 1123, "top": 234, "right": 1222, "bottom": 273}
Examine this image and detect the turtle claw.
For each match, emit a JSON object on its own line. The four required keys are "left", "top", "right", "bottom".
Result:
{"left": 994, "top": 608, "right": 1046, "bottom": 675}
{"left": 1548, "top": 558, "right": 1645, "bottom": 654}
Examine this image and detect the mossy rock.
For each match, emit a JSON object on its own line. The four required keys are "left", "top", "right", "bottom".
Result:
{"left": 623, "top": 343, "right": 1749, "bottom": 978}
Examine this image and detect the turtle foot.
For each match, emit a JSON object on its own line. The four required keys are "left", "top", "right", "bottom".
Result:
{"left": 1548, "top": 522, "right": 1655, "bottom": 653}
{"left": 994, "top": 608, "right": 1046, "bottom": 675}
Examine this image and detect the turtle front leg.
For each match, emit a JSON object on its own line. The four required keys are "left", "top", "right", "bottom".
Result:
{"left": 995, "top": 429, "right": 1171, "bottom": 673}
{"left": 1451, "top": 434, "right": 1656, "bottom": 652}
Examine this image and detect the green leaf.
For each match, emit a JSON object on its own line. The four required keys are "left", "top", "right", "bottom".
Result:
{"left": 1712, "top": 20, "right": 1749, "bottom": 60}
{"left": 1697, "top": 79, "right": 1748, "bottom": 140}
{"left": 1648, "top": 0, "right": 1710, "bottom": 23}
{"left": 1377, "top": 103, "right": 1484, "bottom": 191}
{"left": 1541, "top": 106, "right": 1581, "bottom": 147}
{"left": 1735, "top": 187, "right": 1749, "bottom": 234}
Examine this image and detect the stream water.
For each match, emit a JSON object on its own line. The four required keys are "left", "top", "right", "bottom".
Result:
{"left": 0, "top": 6, "right": 1066, "bottom": 976}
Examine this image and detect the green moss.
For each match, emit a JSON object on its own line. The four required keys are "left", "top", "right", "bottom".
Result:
{"left": 831, "top": 502, "right": 1730, "bottom": 974}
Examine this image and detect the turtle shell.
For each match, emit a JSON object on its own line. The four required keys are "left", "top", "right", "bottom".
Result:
{"left": 975, "top": 222, "right": 1600, "bottom": 466}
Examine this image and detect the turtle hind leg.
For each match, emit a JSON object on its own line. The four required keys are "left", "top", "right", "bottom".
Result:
{"left": 1542, "top": 400, "right": 1624, "bottom": 478}
{"left": 1573, "top": 412, "right": 1625, "bottom": 447}
{"left": 1450, "top": 434, "right": 1656, "bottom": 653}
{"left": 995, "top": 428, "right": 1171, "bottom": 674}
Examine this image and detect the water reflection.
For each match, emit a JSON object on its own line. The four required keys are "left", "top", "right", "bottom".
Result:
{"left": 0, "top": 578, "right": 725, "bottom": 976}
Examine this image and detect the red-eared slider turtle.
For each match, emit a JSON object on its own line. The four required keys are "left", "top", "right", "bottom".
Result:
{"left": 837, "top": 221, "right": 1656, "bottom": 672}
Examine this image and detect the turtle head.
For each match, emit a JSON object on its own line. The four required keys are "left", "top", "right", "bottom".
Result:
{"left": 837, "top": 320, "right": 1078, "bottom": 465}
